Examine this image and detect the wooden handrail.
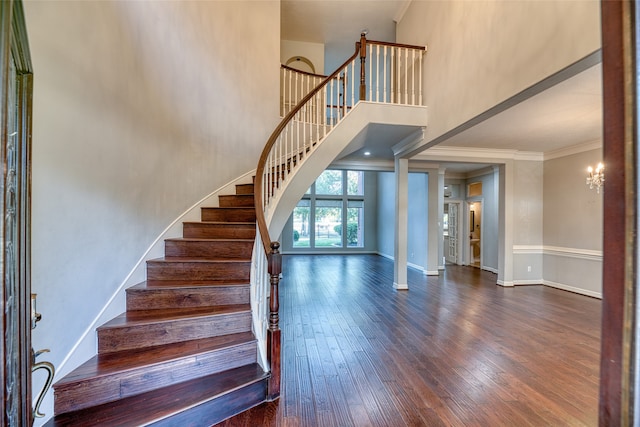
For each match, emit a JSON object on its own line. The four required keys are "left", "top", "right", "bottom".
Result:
{"left": 367, "top": 39, "right": 427, "bottom": 51}
{"left": 254, "top": 34, "right": 427, "bottom": 401}
{"left": 280, "top": 64, "right": 327, "bottom": 79}
{"left": 255, "top": 44, "right": 360, "bottom": 256}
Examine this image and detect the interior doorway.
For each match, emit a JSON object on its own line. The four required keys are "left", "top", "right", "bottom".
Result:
{"left": 468, "top": 201, "right": 482, "bottom": 268}
{"left": 443, "top": 201, "right": 462, "bottom": 265}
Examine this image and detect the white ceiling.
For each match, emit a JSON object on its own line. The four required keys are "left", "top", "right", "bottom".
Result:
{"left": 281, "top": 1, "right": 603, "bottom": 175}
{"left": 282, "top": 1, "right": 405, "bottom": 46}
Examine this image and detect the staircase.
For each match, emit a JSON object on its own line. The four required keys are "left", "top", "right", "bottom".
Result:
{"left": 44, "top": 34, "right": 428, "bottom": 426}
{"left": 46, "top": 182, "right": 270, "bottom": 426}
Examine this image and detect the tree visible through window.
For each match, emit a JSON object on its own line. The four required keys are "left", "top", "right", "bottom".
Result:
{"left": 291, "top": 170, "right": 365, "bottom": 249}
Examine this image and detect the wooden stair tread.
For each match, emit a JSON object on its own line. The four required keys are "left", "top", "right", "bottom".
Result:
{"left": 128, "top": 281, "right": 250, "bottom": 291}
{"left": 55, "top": 332, "right": 257, "bottom": 386}
{"left": 148, "top": 257, "right": 251, "bottom": 263}
{"left": 200, "top": 207, "right": 255, "bottom": 211}
{"left": 142, "top": 279, "right": 250, "bottom": 287}
{"left": 47, "top": 364, "right": 268, "bottom": 427}
{"left": 183, "top": 221, "right": 255, "bottom": 225}
{"left": 98, "top": 305, "right": 250, "bottom": 329}
{"left": 165, "top": 237, "right": 254, "bottom": 243}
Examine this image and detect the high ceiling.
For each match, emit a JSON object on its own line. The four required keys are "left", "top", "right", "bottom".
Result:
{"left": 281, "top": 1, "right": 603, "bottom": 175}
{"left": 282, "top": 1, "right": 405, "bottom": 48}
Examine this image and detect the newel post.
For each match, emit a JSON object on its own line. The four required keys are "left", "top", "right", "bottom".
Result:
{"left": 267, "top": 241, "right": 282, "bottom": 400}
{"left": 359, "top": 32, "right": 367, "bottom": 101}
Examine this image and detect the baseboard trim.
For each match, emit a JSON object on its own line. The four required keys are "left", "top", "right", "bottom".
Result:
{"left": 514, "top": 279, "right": 543, "bottom": 286}
{"left": 408, "top": 262, "right": 425, "bottom": 273}
{"left": 543, "top": 280, "right": 602, "bottom": 299}
{"left": 393, "top": 282, "right": 409, "bottom": 290}
{"left": 497, "top": 280, "right": 514, "bottom": 287}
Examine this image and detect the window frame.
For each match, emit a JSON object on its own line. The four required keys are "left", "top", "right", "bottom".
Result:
{"left": 290, "top": 169, "right": 365, "bottom": 250}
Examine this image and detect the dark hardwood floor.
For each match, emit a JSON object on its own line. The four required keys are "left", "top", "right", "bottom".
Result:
{"left": 218, "top": 254, "right": 601, "bottom": 426}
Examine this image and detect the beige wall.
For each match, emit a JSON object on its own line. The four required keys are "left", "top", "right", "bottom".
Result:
{"left": 26, "top": 1, "right": 280, "bottom": 421}
{"left": 281, "top": 39, "right": 325, "bottom": 74}
{"left": 397, "top": 0, "right": 601, "bottom": 148}
{"left": 544, "top": 148, "right": 603, "bottom": 250}
{"left": 543, "top": 147, "right": 603, "bottom": 296}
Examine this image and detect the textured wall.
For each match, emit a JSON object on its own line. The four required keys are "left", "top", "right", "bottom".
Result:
{"left": 26, "top": 1, "right": 280, "bottom": 422}
{"left": 543, "top": 148, "right": 603, "bottom": 296}
{"left": 397, "top": 0, "right": 601, "bottom": 147}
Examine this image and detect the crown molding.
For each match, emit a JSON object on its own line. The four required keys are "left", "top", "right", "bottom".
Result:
{"left": 544, "top": 140, "right": 603, "bottom": 160}
{"left": 413, "top": 146, "right": 534, "bottom": 162}
{"left": 392, "top": 127, "right": 426, "bottom": 156}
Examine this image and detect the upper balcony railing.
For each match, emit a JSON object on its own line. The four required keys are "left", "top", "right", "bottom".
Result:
{"left": 252, "top": 34, "right": 426, "bottom": 400}
{"left": 280, "top": 65, "right": 326, "bottom": 118}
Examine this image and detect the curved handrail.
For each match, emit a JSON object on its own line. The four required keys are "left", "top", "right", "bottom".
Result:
{"left": 256, "top": 44, "right": 360, "bottom": 255}
{"left": 280, "top": 64, "right": 328, "bottom": 118}
{"left": 280, "top": 64, "right": 327, "bottom": 79}
{"left": 252, "top": 34, "right": 427, "bottom": 401}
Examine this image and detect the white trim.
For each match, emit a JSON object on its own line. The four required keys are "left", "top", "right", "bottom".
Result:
{"left": 393, "top": 282, "right": 409, "bottom": 290}
{"left": 513, "top": 244, "right": 543, "bottom": 254}
{"left": 543, "top": 245, "right": 602, "bottom": 261}
{"left": 514, "top": 151, "right": 545, "bottom": 161}
{"left": 514, "top": 279, "right": 543, "bottom": 285}
{"left": 497, "top": 280, "right": 514, "bottom": 287}
{"left": 544, "top": 140, "right": 602, "bottom": 161}
{"left": 54, "top": 170, "right": 256, "bottom": 376}
{"left": 424, "top": 270, "right": 439, "bottom": 276}
{"left": 483, "top": 266, "right": 498, "bottom": 274}
{"left": 414, "top": 146, "right": 541, "bottom": 162}
{"left": 512, "top": 245, "right": 602, "bottom": 261}
{"left": 543, "top": 280, "right": 602, "bottom": 299}
{"left": 377, "top": 251, "right": 394, "bottom": 261}
{"left": 330, "top": 159, "right": 394, "bottom": 171}
{"left": 408, "top": 261, "right": 425, "bottom": 272}
{"left": 392, "top": 127, "right": 426, "bottom": 156}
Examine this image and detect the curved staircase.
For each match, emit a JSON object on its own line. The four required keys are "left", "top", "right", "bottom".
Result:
{"left": 46, "top": 182, "right": 269, "bottom": 426}
{"left": 45, "top": 34, "right": 427, "bottom": 426}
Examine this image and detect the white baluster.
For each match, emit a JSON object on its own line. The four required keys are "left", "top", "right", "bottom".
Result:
{"left": 375, "top": 44, "right": 380, "bottom": 102}
{"left": 368, "top": 44, "right": 373, "bottom": 101}
{"left": 302, "top": 106, "right": 306, "bottom": 167}
{"left": 391, "top": 47, "right": 395, "bottom": 103}
{"left": 411, "top": 49, "right": 416, "bottom": 105}
{"left": 315, "top": 91, "right": 320, "bottom": 153}
{"left": 323, "top": 85, "right": 328, "bottom": 137}
{"left": 288, "top": 69, "right": 292, "bottom": 115}
{"left": 418, "top": 51, "right": 423, "bottom": 105}
{"left": 350, "top": 60, "right": 355, "bottom": 108}
{"left": 404, "top": 48, "right": 408, "bottom": 105}
{"left": 383, "top": 46, "right": 387, "bottom": 103}
{"left": 330, "top": 78, "right": 334, "bottom": 128}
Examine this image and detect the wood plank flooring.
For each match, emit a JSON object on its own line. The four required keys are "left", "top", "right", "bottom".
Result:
{"left": 218, "top": 254, "right": 601, "bottom": 426}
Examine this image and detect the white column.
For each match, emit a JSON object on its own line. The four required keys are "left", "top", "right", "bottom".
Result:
{"left": 425, "top": 168, "right": 440, "bottom": 275}
{"left": 437, "top": 168, "right": 445, "bottom": 271}
{"left": 394, "top": 157, "right": 409, "bottom": 290}
{"left": 498, "top": 162, "right": 514, "bottom": 286}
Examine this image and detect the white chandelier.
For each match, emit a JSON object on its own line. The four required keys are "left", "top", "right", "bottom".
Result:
{"left": 586, "top": 163, "right": 604, "bottom": 193}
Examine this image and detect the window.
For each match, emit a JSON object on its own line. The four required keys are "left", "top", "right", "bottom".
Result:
{"left": 290, "top": 170, "right": 365, "bottom": 249}
{"left": 292, "top": 200, "right": 310, "bottom": 247}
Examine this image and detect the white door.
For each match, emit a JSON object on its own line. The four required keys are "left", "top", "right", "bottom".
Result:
{"left": 448, "top": 203, "right": 458, "bottom": 263}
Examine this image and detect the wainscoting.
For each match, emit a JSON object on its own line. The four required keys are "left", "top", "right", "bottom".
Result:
{"left": 514, "top": 245, "right": 602, "bottom": 298}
